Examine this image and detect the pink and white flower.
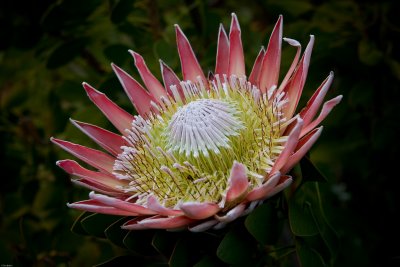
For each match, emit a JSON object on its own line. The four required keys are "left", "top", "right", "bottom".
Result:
{"left": 52, "top": 13, "right": 342, "bottom": 232}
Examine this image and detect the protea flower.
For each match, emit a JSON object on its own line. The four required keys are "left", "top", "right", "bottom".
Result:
{"left": 52, "top": 13, "right": 341, "bottom": 232}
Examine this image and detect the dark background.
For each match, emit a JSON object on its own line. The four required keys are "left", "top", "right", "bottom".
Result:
{"left": 1, "top": 0, "right": 399, "bottom": 266}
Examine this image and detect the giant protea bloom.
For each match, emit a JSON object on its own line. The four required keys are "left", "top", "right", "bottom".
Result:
{"left": 52, "top": 14, "right": 341, "bottom": 232}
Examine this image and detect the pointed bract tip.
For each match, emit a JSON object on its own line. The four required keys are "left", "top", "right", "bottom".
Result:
{"left": 174, "top": 24, "right": 186, "bottom": 36}
{"left": 111, "top": 63, "right": 123, "bottom": 73}
{"left": 329, "top": 71, "right": 334, "bottom": 76}
{"left": 82, "top": 83, "right": 102, "bottom": 97}
{"left": 174, "top": 24, "right": 184, "bottom": 34}
{"left": 230, "top": 13, "right": 240, "bottom": 30}
{"left": 82, "top": 82, "right": 94, "bottom": 91}
{"left": 131, "top": 51, "right": 142, "bottom": 62}
{"left": 297, "top": 117, "right": 304, "bottom": 123}
{"left": 218, "top": 23, "right": 228, "bottom": 36}
{"left": 89, "top": 191, "right": 96, "bottom": 198}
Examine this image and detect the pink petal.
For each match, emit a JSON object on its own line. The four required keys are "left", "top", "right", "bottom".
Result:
{"left": 259, "top": 15, "right": 283, "bottom": 93}
{"left": 160, "top": 60, "right": 185, "bottom": 101}
{"left": 129, "top": 50, "right": 168, "bottom": 100}
{"left": 300, "top": 95, "right": 343, "bottom": 136}
{"left": 215, "top": 203, "right": 246, "bottom": 223}
{"left": 248, "top": 46, "right": 265, "bottom": 86}
{"left": 71, "top": 179, "right": 124, "bottom": 197}
{"left": 241, "top": 200, "right": 261, "bottom": 216}
{"left": 67, "top": 199, "right": 136, "bottom": 216}
{"left": 215, "top": 23, "right": 229, "bottom": 76}
{"left": 70, "top": 119, "right": 125, "bottom": 156}
{"left": 123, "top": 215, "right": 194, "bottom": 230}
{"left": 299, "top": 72, "right": 334, "bottom": 129}
{"left": 270, "top": 118, "right": 303, "bottom": 174}
{"left": 51, "top": 137, "right": 115, "bottom": 173}
{"left": 213, "top": 221, "right": 227, "bottom": 230}
{"left": 56, "top": 159, "right": 122, "bottom": 185}
{"left": 228, "top": 13, "right": 245, "bottom": 77}
{"left": 146, "top": 195, "right": 184, "bottom": 216}
{"left": 225, "top": 161, "right": 249, "bottom": 203}
{"left": 111, "top": 63, "right": 156, "bottom": 117}
{"left": 278, "top": 38, "right": 302, "bottom": 93}
{"left": 179, "top": 202, "right": 220, "bottom": 220}
{"left": 121, "top": 217, "right": 149, "bottom": 230}
{"left": 282, "top": 35, "right": 315, "bottom": 119}
{"left": 245, "top": 172, "right": 282, "bottom": 202}
{"left": 281, "top": 127, "right": 323, "bottom": 174}
{"left": 82, "top": 82, "right": 134, "bottom": 134}
{"left": 189, "top": 219, "right": 218, "bottom": 232}
{"left": 266, "top": 175, "right": 293, "bottom": 198}
{"left": 89, "top": 192, "right": 156, "bottom": 215}
{"left": 175, "top": 24, "right": 207, "bottom": 85}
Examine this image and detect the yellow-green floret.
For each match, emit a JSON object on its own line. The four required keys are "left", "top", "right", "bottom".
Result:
{"left": 113, "top": 75, "right": 288, "bottom": 208}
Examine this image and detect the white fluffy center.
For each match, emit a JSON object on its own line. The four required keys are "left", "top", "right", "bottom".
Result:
{"left": 166, "top": 99, "right": 244, "bottom": 157}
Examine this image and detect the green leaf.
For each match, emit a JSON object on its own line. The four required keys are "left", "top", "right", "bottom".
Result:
{"left": 123, "top": 230, "right": 158, "bottom": 256}
{"left": 104, "top": 217, "right": 130, "bottom": 248}
{"left": 194, "top": 255, "right": 224, "bottom": 267}
{"left": 311, "top": 184, "right": 339, "bottom": 258}
{"left": 358, "top": 39, "right": 383, "bottom": 66}
{"left": 70, "top": 212, "right": 92, "bottom": 236}
{"left": 300, "top": 156, "right": 328, "bottom": 183}
{"left": 296, "top": 239, "right": 326, "bottom": 267}
{"left": 94, "top": 255, "right": 137, "bottom": 267}
{"left": 270, "top": 0, "right": 313, "bottom": 17}
{"left": 388, "top": 59, "right": 400, "bottom": 80}
{"left": 46, "top": 38, "right": 88, "bottom": 69}
{"left": 94, "top": 255, "right": 167, "bottom": 267}
{"left": 153, "top": 40, "right": 178, "bottom": 68}
{"left": 169, "top": 239, "right": 191, "bottom": 267}
{"left": 110, "top": 0, "right": 135, "bottom": 24}
{"left": 104, "top": 44, "right": 131, "bottom": 65}
{"left": 152, "top": 231, "right": 180, "bottom": 258}
{"left": 267, "top": 245, "right": 296, "bottom": 261}
{"left": 245, "top": 202, "right": 280, "bottom": 245}
{"left": 80, "top": 213, "right": 123, "bottom": 238}
{"left": 289, "top": 183, "right": 339, "bottom": 259}
{"left": 289, "top": 191, "right": 319, "bottom": 236}
{"left": 216, "top": 224, "right": 256, "bottom": 265}
{"left": 41, "top": 0, "right": 102, "bottom": 32}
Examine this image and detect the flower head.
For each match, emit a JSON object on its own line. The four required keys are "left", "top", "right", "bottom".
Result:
{"left": 52, "top": 13, "right": 342, "bottom": 231}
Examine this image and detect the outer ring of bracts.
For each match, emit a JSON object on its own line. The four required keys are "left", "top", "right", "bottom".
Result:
{"left": 52, "top": 13, "right": 342, "bottom": 232}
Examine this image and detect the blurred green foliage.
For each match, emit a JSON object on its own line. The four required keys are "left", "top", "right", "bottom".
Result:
{"left": 1, "top": 0, "right": 399, "bottom": 266}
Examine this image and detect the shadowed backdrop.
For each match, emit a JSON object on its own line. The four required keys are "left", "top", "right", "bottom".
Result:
{"left": 1, "top": 0, "right": 399, "bottom": 266}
